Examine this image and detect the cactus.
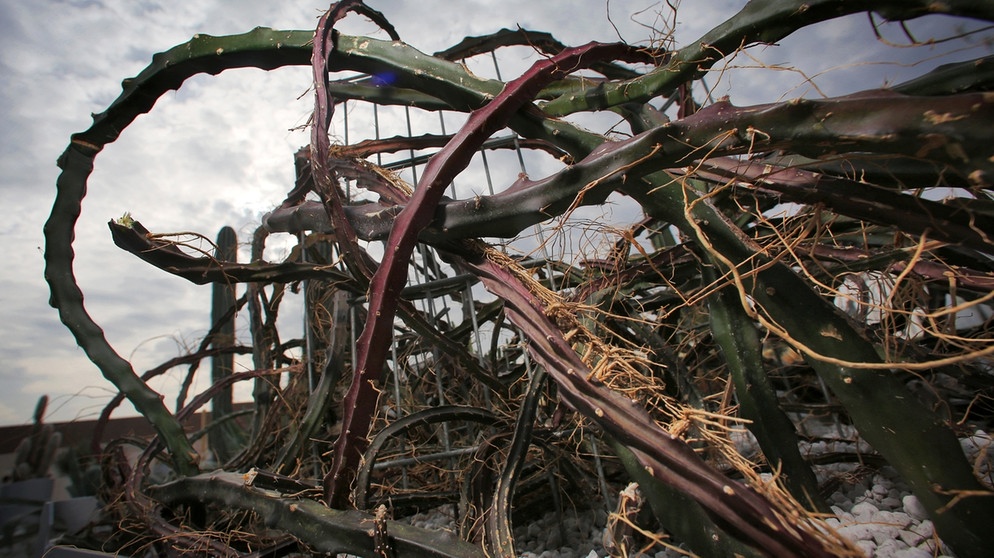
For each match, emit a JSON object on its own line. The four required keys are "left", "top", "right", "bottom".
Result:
{"left": 54, "top": 444, "right": 101, "bottom": 498}
{"left": 147, "top": 471, "right": 484, "bottom": 557}
{"left": 10, "top": 396, "right": 61, "bottom": 482}
{"left": 208, "top": 226, "right": 241, "bottom": 464}
{"left": 319, "top": 29, "right": 650, "bottom": 507}
{"left": 704, "top": 263, "right": 827, "bottom": 512}
{"left": 45, "top": 1, "right": 994, "bottom": 556}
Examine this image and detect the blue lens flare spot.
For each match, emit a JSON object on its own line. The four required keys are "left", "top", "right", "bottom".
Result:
{"left": 371, "top": 72, "right": 397, "bottom": 86}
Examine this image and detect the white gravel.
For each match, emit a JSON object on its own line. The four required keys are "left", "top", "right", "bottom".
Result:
{"left": 402, "top": 429, "right": 992, "bottom": 558}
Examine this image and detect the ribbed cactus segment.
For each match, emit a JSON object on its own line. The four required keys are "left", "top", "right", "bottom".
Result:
{"left": 485, "top": 369, "right": 546, "bottom": 557}
{"left": 540, "top": 0, "right": 994, "bottom": 116}
{"left": 893, "top": 54, "right": 994, "bottom": 95}
{"left": 480, "top": 248, "right": 846, "bottom": 556}
{"left": 46, "top": 27, "right": 317, "bottom": 476}
{"left": 607, "top": 438, "right": 764, "bottom": 558}
{"left": 44, "top": 2, "right": 994, "bottom": 556}
{"left": 209, "top": 226, "right": 239, "bottom": 464}
{"left": 633, "top": 181, "right": 994, "bottom": 557}
{"left": 148, "top": 472, "right": 486, "bottom": 557}
{"left": 274, "top": 285, "right": 346, "bottom": 475}
{"left": 705, "top": 264, "right": 827, "bottom": 512}
{"left": 10, "top": 396, "right": 62, "bottom": 481}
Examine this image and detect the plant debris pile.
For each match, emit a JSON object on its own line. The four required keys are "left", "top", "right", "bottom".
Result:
{"left": 41, "top": 1, "right": 994, "bottom": 557}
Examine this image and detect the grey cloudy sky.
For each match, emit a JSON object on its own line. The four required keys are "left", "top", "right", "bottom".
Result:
{"left": 0, "top": 1, "right": 989, "bottom": 426}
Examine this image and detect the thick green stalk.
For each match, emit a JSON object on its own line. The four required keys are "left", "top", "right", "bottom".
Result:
{"left": 274, "top": 289, "right": 348, "bottom": 475}
{"left": 627, "top": 178, "right": 994, "bottom": 557}
{"left": 148, "top": 472, "right": 485, "bottom": 557}
{"left": 455, "top": 245, "right": 841, "bottom": 557}
{"left": 46, "top": 151, "right": 198, "bottom": 475}
{"left": 45, "top": 27, "right": 324, "bottom": 476}
{"left": 540, "top": 0, "right": 994, "bottom": 116}
{"left": 209, "top": 226, "right": 239, "bottom": 464}
{"left": 607, "top": 438, "right": 766, "bottom": 558}
{"left": 485, "top": 369, "right": 547, "bottom": 558}
{"left": 435, "top": 27, "right": 646, "bottom": 79}
{"left": 704, "top": 264, "right": 828, "bottom": 513}
{"left": 893, "top": 55, "right": 994, "bottom": 95}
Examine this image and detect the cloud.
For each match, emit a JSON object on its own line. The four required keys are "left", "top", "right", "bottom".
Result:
{"left": 2, "top": 1, "right": 991, "bottom": 426}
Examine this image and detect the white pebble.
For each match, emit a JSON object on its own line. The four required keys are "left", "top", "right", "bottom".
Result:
{"left": 880, "top": 497, "right": 902, "bottom": 510}
{"left": 545, "top": 530, "right": 562, "bottom": 549}
{"left": 871, "top": 510, "right": 911, "bottom": 529}
{"left": 527, "top": 523, "right": 542, "bottom": 539}
{"left": 911, "top": 519, "right": 934, "bottom": 539}
{"left": 855, "top": 539, "right": 876, "bottom": 556}
{"left": 897, "top": 529, "right": 924, "bottom": 547}
{"left": 838, "top": 523, "right": 877, "bottom": 541}
{"left": 871, "top": 525, "right": 902, "bottom": 547}
{"left": 851, "top": 501, "right": 878, "bottom": 518}
{"left": 830, "top": 492, "right": 851, "bottom": 505}
{"left": 902, "top": 495, "right": 928, "bottom": 521}
{"left": 893, "top": 548, "right": 934, "bottom": 558}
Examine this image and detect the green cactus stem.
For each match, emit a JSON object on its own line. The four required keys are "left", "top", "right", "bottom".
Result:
{"left": 10, "top": 396, "right": 62, "bottom": 482}
{"left": 893, "top": 54, "right": 994, "bottom": 95}
{"left": 148, "top": 471, "right": 485, "bottom": 557}
{"left": 704, "top": 264, "right": 828, "bottom": 512}
{"left": 484, "top": 369, "right": 547, "bottom": 558}
{"left": 273, "top": 289, "right": 347, "bottom": 475}
{"left": 45, "top": 26, "right": 328, "bottom": 476}
{"left": 540, "top": 0, "right": 994, "bottom": 116}
{"left": 607, "top": 438, "right": 767, "bottom": 558}
{"left": 319, "top": 20, "right": 648, "bottom": 506}
{"left": 626, "top": 177, "right": 994, "bottom": 557}
{"left": 453, "top": 243, "right": 845, "bottom": 557}
{"left": 209, "top": 226, "right": 241, "bottom": 464}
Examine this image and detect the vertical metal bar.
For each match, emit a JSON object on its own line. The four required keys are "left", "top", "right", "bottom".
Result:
{"left": 301, "top": 232, "right": 316, "bottom": 393}
{"left": 390, "top": 330, "right": 410, "bottom": 490}
{"left": 698, "top": 75, "right": 716, "bottom": 106}
{"left": 373, "top": 103, "right": 384, "bottom": 166}
{"left": 490, "top": 51, "right": 503, "bottom": 81}
{"left": 588, "top": 436, "right": 613, "bottom": 511}
{"left": 464, "top": 279, "right": 491, "bottom": 407}
{"left": 479, "top": 149, "right": 498, "bottom": 197}
{"left": 489, "top": 53, "right": 557, "bottom": 287}
{"left": 343, "top": 101, "right": 352, "bottom": 199}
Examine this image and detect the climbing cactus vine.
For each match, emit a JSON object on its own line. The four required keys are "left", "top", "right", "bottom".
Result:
{"left": 43, "top": 1, "right": 994, "bottom": 557}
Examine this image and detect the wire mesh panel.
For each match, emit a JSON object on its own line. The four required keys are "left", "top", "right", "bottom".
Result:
{"left": 290, "top": 67, "right": 616, "bottom": 530}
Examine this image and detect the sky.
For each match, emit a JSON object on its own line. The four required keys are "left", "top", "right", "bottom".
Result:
{"left": 0, "top": 0, "right": 991, "bottom": 427}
